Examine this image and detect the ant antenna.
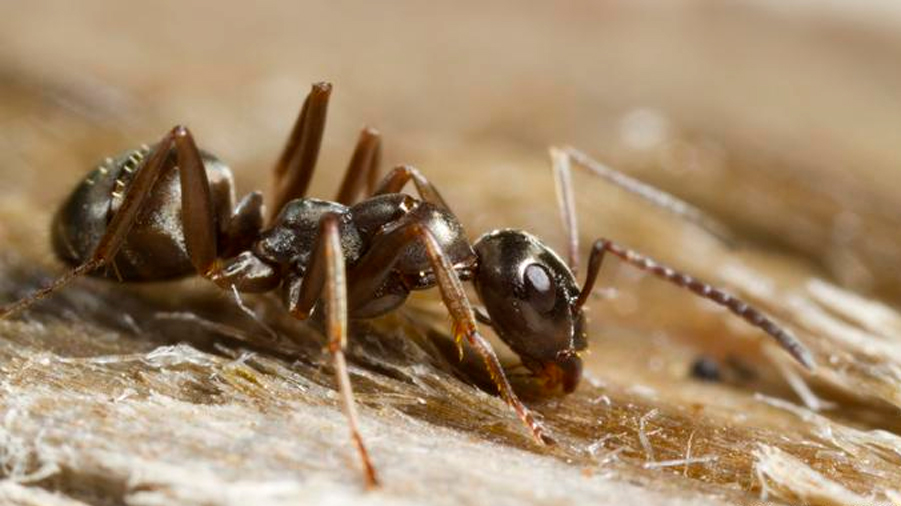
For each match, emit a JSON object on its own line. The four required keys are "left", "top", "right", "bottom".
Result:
{"left": 577, "top": 238, "right": 816, "bottom": 370}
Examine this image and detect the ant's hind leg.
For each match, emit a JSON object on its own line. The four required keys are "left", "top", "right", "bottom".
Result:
{"left": 576, "top": 238, "right": 816, "bottom": 370}
{"left": 268, "top": 82, "right": 332, "bottom": 223}
{"left": 549, "top": 146, "right": 735, "bottom": 276}
{"left": 282, "top": 213, "right": 380, "bottom": 488}
{"left": 0, "top": 126, "right": 220, "bottom": 318}
{"left": 335, "top": 128, "right": 381, "bottom": 205}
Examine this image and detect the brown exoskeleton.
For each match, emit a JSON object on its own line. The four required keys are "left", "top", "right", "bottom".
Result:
{"left": 0, "top": 82, "right": 814, "bottom": 488}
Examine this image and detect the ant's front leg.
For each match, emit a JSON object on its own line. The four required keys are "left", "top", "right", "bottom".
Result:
{"left": 0, "top": 126, "right": 220, "bottom": 318}
{"left": 414, "top": 225, "right": 552, "bottom": 445}
{"left": 281, "top": 213, "right": 380, "bottom": 489}
{"left": 346, "top": 224, "right": 552, "bottom": 445}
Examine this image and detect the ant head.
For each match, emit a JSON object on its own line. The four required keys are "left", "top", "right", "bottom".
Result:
{"left": 472, "top": 230, "right": 587, "bottom": 393}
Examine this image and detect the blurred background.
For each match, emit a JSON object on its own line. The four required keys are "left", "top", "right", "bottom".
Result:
{"left": 3, "top": 1, "right": 901, "bottom": 505}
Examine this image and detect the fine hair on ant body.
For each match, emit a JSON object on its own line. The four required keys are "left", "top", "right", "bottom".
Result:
{"left": 0, "top": 82, "right": 815, "bottom": 488}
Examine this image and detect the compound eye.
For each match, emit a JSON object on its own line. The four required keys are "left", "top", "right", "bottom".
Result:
{"left": 524, "top": 263, "right": 557, "bottom": 313}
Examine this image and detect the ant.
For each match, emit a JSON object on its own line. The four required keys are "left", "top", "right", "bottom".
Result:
{"left": 0, "top": 82, "right": 815, "bottom": 488}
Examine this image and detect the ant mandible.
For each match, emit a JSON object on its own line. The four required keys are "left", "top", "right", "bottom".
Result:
{"left": 0, "top": 82, "right": 815, "bottom": 488}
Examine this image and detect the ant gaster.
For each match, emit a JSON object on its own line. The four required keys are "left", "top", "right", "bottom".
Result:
{"left": 0, "top": 82, "right": 815, "bottom": 488}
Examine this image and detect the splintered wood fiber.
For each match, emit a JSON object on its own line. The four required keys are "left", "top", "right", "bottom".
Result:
{"left": 2, "top": 1, "right": 901, "bottom": 505}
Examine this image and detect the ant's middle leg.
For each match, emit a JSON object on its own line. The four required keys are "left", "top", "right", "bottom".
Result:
{"left": 268, "top": 82, "right": 332, "bottom": 224}
{"left": 346, "top": 225, "right": 551, "bottom": 445}
{"left": 0, "top": 126, "right": 220, "bottom": 318}
{"left": 334, "top": 128, "right": 382, "bottom": 205}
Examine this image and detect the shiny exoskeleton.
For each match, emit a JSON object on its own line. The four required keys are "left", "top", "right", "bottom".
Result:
{"left": 0, "top": 82, "right": 815, "bottom": 488}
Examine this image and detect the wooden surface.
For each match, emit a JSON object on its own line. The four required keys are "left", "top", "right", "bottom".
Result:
{"left": 2, "top": 1, "right": 901, "bottom": 505}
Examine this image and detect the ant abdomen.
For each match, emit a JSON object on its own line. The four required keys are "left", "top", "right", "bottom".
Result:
{"left": 52, "top": 145, "right": 235, "bottom": 281}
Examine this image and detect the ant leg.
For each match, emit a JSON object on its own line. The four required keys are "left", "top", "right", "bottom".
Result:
{"left": 173, "top": 127, "right": 219, "bottom": 275}
{"left": 268, "top": 82, "right": 332, "bottom": 224}
{"left": 364, "top": 138, "right": 383, "bottom": 198}
{"left": 208, "top": 251, "right": 280, "bottom": 293}
{"left": 335, "top": 128, "right": 381, "bottom": 205}
{"left": 576, "top": 238, "right": 816, "bottom": 369}
{"left": 282, "top": 214, "right": 379, "bottom": 488}
{"left": 415, "top": 225, "right": 551, "bottom": 444}
{"left": 346, "top": 225, "right": 550, "bottom": 445}
{"left": 372, "top": 165, "right": 450, "bottom": 209}
{"left": 0, "top": 126, "right": 219, "bottom": 318}
{"left": 549, "top": 146, "right": 735, "bottom": 275}
{"left": 153, "top": 131, "right": 274, "bottom": 292}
